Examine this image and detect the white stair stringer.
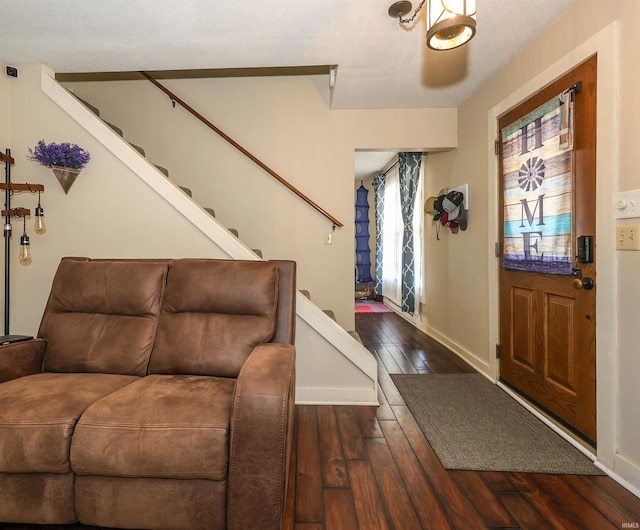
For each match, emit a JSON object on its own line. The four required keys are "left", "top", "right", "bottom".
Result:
{"left": 41, "top": 67, "right": 255, "bottom": 260}
{"left": 41, "top": 66, "right": 379, "bottom": 406}
{"left": 295, "top": 293, "right": 378, "bottom": 405}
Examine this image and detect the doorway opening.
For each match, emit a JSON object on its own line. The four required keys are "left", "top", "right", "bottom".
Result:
{"left": 354, "top": 151, "right": 425, "bottom": 325}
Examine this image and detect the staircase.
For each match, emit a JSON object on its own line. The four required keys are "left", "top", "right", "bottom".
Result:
{"left": 75, "top": 96, "right": 267, "bottom": 259}
{"left": 76, "top": 95, "right": 366, "bottom": 321}
{"left": 299, "top": 289, "right": 364, "bottom": 345}
{"left": 41, "top": 66, "right": 377, "bottom": 405}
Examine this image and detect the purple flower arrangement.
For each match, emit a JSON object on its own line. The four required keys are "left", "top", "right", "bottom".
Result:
{"left": 28, "top": 140, "right": 91, "bottom": 170}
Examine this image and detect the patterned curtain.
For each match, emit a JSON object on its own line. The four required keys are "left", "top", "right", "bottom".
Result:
{"left": 398, "top": 153, "right": 422, "bottom": 314}
{"left": 372, "top": 173, "right": 385, "bottom": 298}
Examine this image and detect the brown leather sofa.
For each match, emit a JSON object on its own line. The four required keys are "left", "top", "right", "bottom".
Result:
{"left": 0, "top": 257, "right": 296, "bottom": 529}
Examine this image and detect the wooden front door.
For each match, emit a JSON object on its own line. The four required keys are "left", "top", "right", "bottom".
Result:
{"left": 498, "top": 56, "right": 597, "bottom": 444}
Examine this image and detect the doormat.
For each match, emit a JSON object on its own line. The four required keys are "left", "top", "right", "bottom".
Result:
{"left": 391, "top": 373, "right": 604, "bottom": 475}
{"left": 355, "top": 301, "right": 393, "bottom": 313}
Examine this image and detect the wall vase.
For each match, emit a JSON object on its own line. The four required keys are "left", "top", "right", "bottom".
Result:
{"left": 51, "top": 166, "right": 81, "bottom": 194}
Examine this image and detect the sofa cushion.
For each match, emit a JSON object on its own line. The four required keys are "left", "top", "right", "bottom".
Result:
{"left": 39, "top": 259, "right": 169, "bottom": 376}
{"left": 71, "top": 374, "right": 236, "bottom": 480}
{"left": 75, "top": 476, "right": 226, "bottom": 530}
{"left": 0, "top": 373, "right": 139, "bottom": 473}
{"left": 0, "top": 473, "right": 77, "bottom": 524}
{"left": 149, "top": 259, "right": 279, "bottom": 377}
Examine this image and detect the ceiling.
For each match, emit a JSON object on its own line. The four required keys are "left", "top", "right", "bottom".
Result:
{"left": 0, "top": 0, "right": 579, "bottom": 177}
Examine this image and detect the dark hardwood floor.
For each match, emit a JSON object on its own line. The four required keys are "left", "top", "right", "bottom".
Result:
{"left": 1, "top": 312, "right": 638, "bottom": 529}
{"left": 285, "top": 312, "right": 640, "bottom": 530}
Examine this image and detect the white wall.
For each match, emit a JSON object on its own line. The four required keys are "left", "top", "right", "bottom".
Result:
{"left": 62, "top": 76, "right": 457, "bottom": 331}
{"left": 422, "top": 0, "right": 640, "bottom": 491}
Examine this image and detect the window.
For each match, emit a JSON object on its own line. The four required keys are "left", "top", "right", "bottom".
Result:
{"left": 382, "top": 165, "right": 403, "bottom": 305}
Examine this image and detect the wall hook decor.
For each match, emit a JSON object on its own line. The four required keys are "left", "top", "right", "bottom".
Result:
{"left": 424, "top": 184, "right": 469, "bottom": 238}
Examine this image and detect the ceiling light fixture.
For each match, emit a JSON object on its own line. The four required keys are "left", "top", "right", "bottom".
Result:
{"left": 388, "top": 0, "right": 477, "bottom": 51}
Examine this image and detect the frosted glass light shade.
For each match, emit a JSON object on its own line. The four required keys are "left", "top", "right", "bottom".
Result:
{"left": 427, "top": 0, "right": 476, "bottom": 50}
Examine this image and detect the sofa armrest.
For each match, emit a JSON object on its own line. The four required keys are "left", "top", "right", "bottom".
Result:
{"left": 0, "top": 338, "right": 47, "bottom": 383}
{"left": 228, "top": 342, "right": 295, "bottom": 530}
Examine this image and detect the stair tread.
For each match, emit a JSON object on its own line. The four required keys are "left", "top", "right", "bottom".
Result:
{"left": 180, "top": 186, "right": 193, "bottom": 198}
{"left": 105, "top": 121, "right": 123, "bottom": 137}
{"left": 76, "top": 96, "right": 100, "bottom": 116}
{"left": 130, "top": 143, "right": 145, "bottom": 157}
{"left": 323, "top": 309, "right": 336, "bottom": 321}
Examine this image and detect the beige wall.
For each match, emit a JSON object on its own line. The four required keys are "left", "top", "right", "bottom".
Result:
{"left": 0, "top": 71, "right": 8, "bottom": 147}
{"left": 62, "top": 76, "right": 457, "bottom": 331}
{"left": 5, "top": 65, "right": 230, "bottom": 335}
{"left": 422, "top": 151, "right": 485, "bottom": 363}
{"left": 423, "top": 0, "right": 640, "bottom": 489}
{"left": 0, "top": 71, "right": 9, "bottom": 328}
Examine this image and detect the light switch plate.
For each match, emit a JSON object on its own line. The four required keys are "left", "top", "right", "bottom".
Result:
{"left": 616, "top": 225, "right": 640, "bottom": 250}
{"left": 616, "top": 190, "right": 640, "bottom": 219}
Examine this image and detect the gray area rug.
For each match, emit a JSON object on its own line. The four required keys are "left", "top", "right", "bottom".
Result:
{"left": 391, "top": 373, "right": 604, "bottom": 475}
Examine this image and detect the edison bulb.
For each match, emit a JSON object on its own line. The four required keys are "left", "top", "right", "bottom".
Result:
{"left": 34, "top": 205, "right": 46, "bottom": 234}
{"left": 19, "top": 235, "right": 32, "bottom": 266}
{"left": 34, "top": 215, "right": 46, "bottom": 234}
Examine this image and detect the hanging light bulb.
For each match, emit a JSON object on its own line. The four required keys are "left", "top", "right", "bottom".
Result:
{"left": 19, "top": 217, "right": 32, "bottom": 266}
{"left": 427, "top": 0, "right": 476, "bottom": 50}
{"left": 34, "top": 192, "right": 46, "bottom": 234}
{"left": 388, "top": 0, "right": 476, "bottom": 51}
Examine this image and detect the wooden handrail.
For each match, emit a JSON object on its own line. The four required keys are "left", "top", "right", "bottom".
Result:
{"left": 139, "top": 71, "right": 343, "bottom": 228}
{"left": 0, "top": 152, "right": 14, "bottom": 165}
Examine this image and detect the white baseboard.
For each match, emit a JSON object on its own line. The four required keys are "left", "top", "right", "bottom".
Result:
{"left": 423, "top": 325, "right": 490, "bottom": 375}
{"left": 609, "top": 454, "right": 640, "bottom": 500}
{"left": 296, "top": 386, "right": 379, "bottom": 406}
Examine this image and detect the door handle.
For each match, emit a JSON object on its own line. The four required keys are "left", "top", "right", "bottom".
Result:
{"left": 573, "top": 277, "right": 595, "bottom": 290}
{"left": 581, "top": 277, "right": 594, "bottom": 290}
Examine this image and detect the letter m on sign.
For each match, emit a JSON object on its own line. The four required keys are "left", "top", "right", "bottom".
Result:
{"left": 520, "top": 194, "right": 545, "bottom": 228}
